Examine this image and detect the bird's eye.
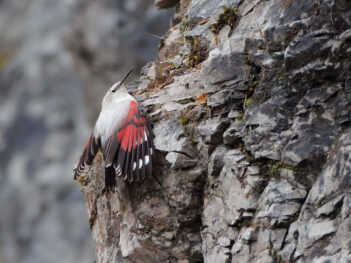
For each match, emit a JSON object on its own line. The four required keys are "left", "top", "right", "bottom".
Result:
{"left": 111, "top": 89, "right": 116, "bottom": 93}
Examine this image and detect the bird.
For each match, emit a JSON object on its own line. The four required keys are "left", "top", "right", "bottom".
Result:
{"left": 73, "top": 69, "right": 155, "bottom": 187}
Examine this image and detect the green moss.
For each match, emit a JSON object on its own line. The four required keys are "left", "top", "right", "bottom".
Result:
{"left": 179, "top": 116, "right": 188, "bottom": 125}
{"left": 243, "top": 57, "right": 260, "bottom": 103}
{"left": 245, "top": 98, "right": 252, "bottom": 107}
{"left": 267, "top": 161, "right": 295, "bottom": 179}
{"left": 190, "top": 136, "right": 196, "bottom": 144}
{"left": 77, "top": 175, "right": 91, "bottom": 186}
{"left": 276, "top": 68, "right": 286, "bottom": 82}
{"left": 243, "top": 54, "right": 249, "bottom": 65}
{"left": 281, "top": 164, "right": 294, "bottom": 170}
{"left": 269, "top": 162, "right": 281, "bottom": 179}
{"left": 245, "top": 151, "right": 255, "bottom": 163}
{"left": 185, "top": 37, "right": 208, "bottom": 68}
{"left": 269, "top": 244, "right": 283, "bottom": 263}
{"left": 185, "top": 83, "right": 189, "bottom": 89}
{"left": 249, "top": 73, "right": 259, "bottom": 88}
{"left": 210, "top": 7, "right": 238, "bottom": 34}
{"left": 237, "top": 113, "right": 244, "bottom": 121}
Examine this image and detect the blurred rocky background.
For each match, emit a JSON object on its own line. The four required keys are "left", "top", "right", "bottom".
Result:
{"left": 0, "top": 1, "right": 172, "bottom": 262}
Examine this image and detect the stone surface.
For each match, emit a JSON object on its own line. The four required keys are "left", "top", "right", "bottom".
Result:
{"left": 197, "top": 117, "right": 230, "bottom": 144}
{"left": 74, "top": 0, "right": 351, "bottom": 262}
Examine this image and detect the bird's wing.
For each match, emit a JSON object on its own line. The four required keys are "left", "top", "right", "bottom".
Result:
{"left": 74, "top": 134, "right": 100, "bottom": 180}
{"left": 104, "top": 100, "right": 155, "bottom": 184}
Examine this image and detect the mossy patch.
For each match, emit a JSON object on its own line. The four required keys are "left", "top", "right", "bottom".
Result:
{"left": 178, "top": 112, "right": 196, "bottom": 142}
{"left": 77, "top": 175, "right": 91, "bottom": 186}
{"left": 243, "top": 54, "right": 249, "bottom": 65}
{"left": 245, "top": 98, "right": 252, "bottom": 107}
{"left": 269, "top": 242, "right": 284, "bottom": 263}
{"left": 268, "top": 162, "right": 282, "bottom": 179}
{"left": 179, "top": 115, "right": 189, "bottom": 126}
{"left": 276, "top": 67, "right": 287, "bottom": 83}
{"left": 210, "top": 7, "right": 238, "bottom": 34}
{"left": 267, "top": 161, "right": 294, "bottom": 179}
{"left": 243, "top": 54, "right": 261, "bottom": 108}
{"left": 248, "top": 66, "right": 260, "bottom": 90}
{"left": 185, "top": 37, "right": 208, "bottom": 68}
{"left": 237, "top": 113, "right": 244, "bottom": 121}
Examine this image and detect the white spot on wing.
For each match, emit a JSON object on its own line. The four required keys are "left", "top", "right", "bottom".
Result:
{"left": 150, "top": 148, "right": 153, "bottom": 155}
{"left": 139, "top": 159, "right": 143, "bottom": 169}
{"left": 145, "top": 155, "right": 149, "bottom": 165}
{"left": 133, "top": 162, "right": 136, "bottom": 171}
{"left": 115, "top": 165, "right": 122, "bottom": 175}
{"left": 144, "top": 131, "right": 148, "bottom": 141}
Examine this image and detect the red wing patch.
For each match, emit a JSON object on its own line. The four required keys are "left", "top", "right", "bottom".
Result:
{"left": 103, "top": 100, "right": 155, "bottom": 184}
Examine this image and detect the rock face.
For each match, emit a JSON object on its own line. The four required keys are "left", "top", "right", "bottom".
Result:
{"left": 78, "top": 0, "right": 351, "bottom": 262}
{"left": 0, "top": 1, "right": 171, "bottom": 263}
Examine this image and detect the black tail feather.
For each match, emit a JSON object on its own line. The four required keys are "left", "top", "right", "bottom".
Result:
{"left": 105, "top": 166, "right": 117, "bottom": 188}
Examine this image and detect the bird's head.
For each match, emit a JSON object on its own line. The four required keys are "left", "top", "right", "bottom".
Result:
{"left": 103, "top": 69, "right": 134, "bottom": 104}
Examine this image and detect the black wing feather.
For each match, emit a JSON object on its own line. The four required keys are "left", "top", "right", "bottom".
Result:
{"left": 74, "top": 135, "right": 100, "bottom": 180}
{"left": 100, "top": 105, "right": 155, "bottom": 186}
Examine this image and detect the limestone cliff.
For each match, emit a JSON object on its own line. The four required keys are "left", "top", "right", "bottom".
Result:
{"left": 79, "top": 0, "right": 351, "bottom": 262}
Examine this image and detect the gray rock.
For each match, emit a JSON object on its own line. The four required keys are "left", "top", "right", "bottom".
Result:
{"left": 208, "top": 145, "right": 230, "bottom": 177}
{"left": 207, "top": 89, "right": 246, "bottom": 107}
{"left": 70, "top": 0, "right": 351, "bottom": 261}
{"left": 200, "top": 53, "right": 249, "bottom": 88}
{"left": 228, "top": 110, "right": 241, "bottom": 119}
{"left": 171, "top": 55, "right": 183, "bottom": 68}
{"left": 223, "top": 121, "right": 241, "bottom": 145}
{"left": 197, "top": 117, "right": 229, "bottom": 144}
{"left": 187, "top": 0, "right": 240, "bottom": 20}
{"left": 289, "top": 130, "right": 351, "bottom": 262}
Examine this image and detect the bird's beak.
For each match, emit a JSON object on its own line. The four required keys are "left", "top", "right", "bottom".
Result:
{"left": 120, "top": 68, "right": 134, "bottom": 85}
